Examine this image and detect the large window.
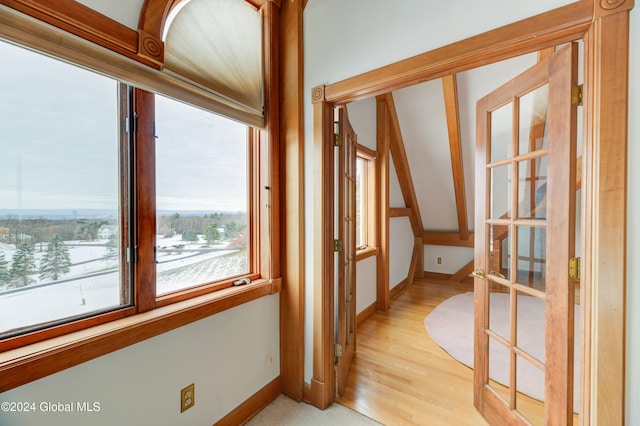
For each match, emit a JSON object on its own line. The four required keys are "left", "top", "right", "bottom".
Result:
{"left": 0, "top": 38, "right": 266, "bottom": 349}
{"left": 0, "top": 40, "right": 129, "bottom": 339}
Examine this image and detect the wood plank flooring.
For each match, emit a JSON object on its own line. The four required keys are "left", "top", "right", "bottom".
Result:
{"left": 336, "top": 278, "right": 545, "bottom": 425}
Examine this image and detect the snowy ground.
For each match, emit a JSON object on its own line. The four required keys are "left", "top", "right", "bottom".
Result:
{"left": 0, "top": 235, "right": 247, "bottom": 334}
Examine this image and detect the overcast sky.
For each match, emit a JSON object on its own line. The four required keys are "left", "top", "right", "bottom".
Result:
{"left": 0, "top": 39, "right": 247, "bottom": 213}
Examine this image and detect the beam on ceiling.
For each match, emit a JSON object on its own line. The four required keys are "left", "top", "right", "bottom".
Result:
{"left": 423, "top": 231, "right": 475, "bottom": 248}
{"left": 379, "top": 93, "right": 424, "bottom": 238}
{"left": 442, "top": 74, "right": 470, "bottom": 241}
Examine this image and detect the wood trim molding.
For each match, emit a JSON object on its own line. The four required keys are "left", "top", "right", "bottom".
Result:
{"left": 423, "top": 231, "right": 475, "bottom": 248}
{"left": 213, "top": 377, "right": 281, "bottom": 425}
{"left": 449, "top": 260, "right": 475, "bottom": 283}
{"left": 390, "top": 279, "right": 408, "bottom": 299}
{"left": 323, "top": 1, "right": 592, "bottom": 104}
{"left": 279, "top": 0, "right": 305, "bottom": 402}
{"left": 311, "top": 93, "right": 334, "bottom": 410}
{"left": 390, "top": 207, "right": 412, "bottom": 217}
{"left": 0, "top": 0, "right": 161, "bottom": 67}
{"left": 356, "top": 303, "right": 377, "bottom": 328}
{"left": 376, "top": 97, "right": 391, "bottom": 312}
{"left": 581, "top": 6, "right": 631, "bottom": 424}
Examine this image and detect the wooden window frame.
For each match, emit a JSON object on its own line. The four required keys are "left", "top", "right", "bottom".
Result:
{"left": 309, "top": 2, "right": 631, "bottom": 425}
{"left": 355, "top": 144, "right": 378, "bottom": 261}
{"left": 0, "top": 0, "right": 281, "bottom": 393}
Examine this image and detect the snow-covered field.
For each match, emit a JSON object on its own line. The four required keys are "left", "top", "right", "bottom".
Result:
{"left": 0, "top": 236, "right": 247, "bottom": 334}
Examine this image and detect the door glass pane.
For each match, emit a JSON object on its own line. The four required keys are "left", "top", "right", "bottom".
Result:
{"left": 515, "top": 354, "right": 545, "bottom": 425}
{"left": 516, "top": 225, "right": 546, "bottom": 291}
{"left": 489, "top": 224, "right": 511, "bottom": 281}
{"left": 488, "top": 335, "right": 511, "bottom": 405}
{"left": 490, "top": 164, "right": 512, "bottom": 219}
{"left": 515, "top": 291, "right": 546, "bottom": 362}
{"left": 155, "top": 95, "right": 249, "bottom": 296}
{"left": 490, "top": 102, "right": 513, "bottom": 163}
{"left": 518, "top": 156, "right": 548, "bottom": 220}
{"left": 489, "top": 285, "right": 510, "bottom": 342}
{"left": 519, "top": 84, "right": 549, "bottom": 155}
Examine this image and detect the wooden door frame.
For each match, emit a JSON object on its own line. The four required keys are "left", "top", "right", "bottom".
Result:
{"left": 308, "top": 1, "right": 632, "bottom": 424}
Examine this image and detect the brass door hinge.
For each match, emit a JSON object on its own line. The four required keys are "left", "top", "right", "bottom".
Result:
{"left": 569, "top": 257, "right": 580, "bottom": 280}
{"left": 333, "top": 239, "right": 343, "bottom": 252}
{"left": 334, "top": 343, "right": 343, "bottom": 358}
{"left": 333, "top": 133, "right": 343, "bottom": 147}
{"left": 572, "top": 84, "right": 583, "bottom": 107}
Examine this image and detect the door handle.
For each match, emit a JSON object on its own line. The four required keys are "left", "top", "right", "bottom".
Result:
{"left": 472, "top": 268, "right": 487, "bottom": 280}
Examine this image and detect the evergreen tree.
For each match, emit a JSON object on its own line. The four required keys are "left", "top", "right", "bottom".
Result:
{"left": 39, "top": 234, "right": 72, "bottom": 281}
{"left": 204, "top": 221, "right": 220, "bottom": 245}
{"left": 0, "top": 252, "right": 10, "bottom": 286}
{"left": 10, "top": 242, "right": 36, "bottom": 287}
{"left": 181, "top": 229, "right": 199, "bottom": 243}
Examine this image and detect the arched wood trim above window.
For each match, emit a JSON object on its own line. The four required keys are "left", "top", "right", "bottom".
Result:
{"left": 137, "top": 0, "right": 182, "bottom": 65}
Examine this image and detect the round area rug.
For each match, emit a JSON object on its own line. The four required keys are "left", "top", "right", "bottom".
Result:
{"left": 424, "top": 291, "right": 580, "bottom": 413}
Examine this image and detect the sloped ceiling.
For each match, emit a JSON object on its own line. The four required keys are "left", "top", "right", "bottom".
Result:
{"left": 349, "top": 52, "right": 540, "bottom": 236}
{"left": 401, "top": 54, "right": 539, "bottom": 234}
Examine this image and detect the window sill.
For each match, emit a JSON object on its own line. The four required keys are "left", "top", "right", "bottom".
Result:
{"left": 0, "top": 278, "right": 280, "bottom": 393}
{"left": 356, "top": 247, "right": 378, "bottom": 261}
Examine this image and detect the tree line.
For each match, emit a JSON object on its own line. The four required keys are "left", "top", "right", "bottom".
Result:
{"left": 0, "top": 235, "right": 72, "bottom": 288}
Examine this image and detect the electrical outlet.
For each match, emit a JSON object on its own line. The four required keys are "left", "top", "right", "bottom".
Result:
{"left": 181, "top": 383, "right": 195, "bottom": 413}
{"left": 437, "top": 257, "right": 442, "bottom": 264}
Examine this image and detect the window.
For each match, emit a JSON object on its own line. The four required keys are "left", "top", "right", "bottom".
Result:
{"left": 0, "top": 37, "right": 269, "bottom": 351}
{"left": 0, "top": 0, "right": 278, "bottom": 394}
{"left": 0, "top": 39, "right": 131, "bottom": 340}
{"left": 355, "top": 145, "right": 376, "bottom": 259}
{"left": 155, "top": 95, "right": 252, "bottom": 296}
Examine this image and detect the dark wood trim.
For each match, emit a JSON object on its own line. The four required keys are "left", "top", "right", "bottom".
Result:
{"left": 133, "top": 89, "right": 157, "bottom": 313}
{"left": 423, "top": 231, "right": 475, "bottom": 248}
{"left": 214, "top": 376, "right": 281, "bottom": 425}
{"left": 278, "top": 0, "right": 305, "bottom": 402}
{"left": 0, "top": 280, "right": 274, "bottom": 393}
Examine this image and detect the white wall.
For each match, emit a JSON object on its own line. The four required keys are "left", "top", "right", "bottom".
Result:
{"left": 626, "top": 6, "right": 639, "bottom": 424}
{"left": 0, "top": 295, "right": 280, "bottom": 426}
{"left": 304, "top": 4, "right": 638, "bottom": 423}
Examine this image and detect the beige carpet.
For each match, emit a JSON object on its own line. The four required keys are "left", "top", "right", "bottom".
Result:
{"left": 248, "top": 395, "right": 382, "bottom": 425}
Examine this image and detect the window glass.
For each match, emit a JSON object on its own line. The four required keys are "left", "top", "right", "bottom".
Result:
{"left": 355, "top": 156, "right": 366, "bottom": 248}
{"left": 155, "top": 95, "right": 249, "bottom": 295}
{"left": 0, "top": 40, "right": 127, "bottom": 337}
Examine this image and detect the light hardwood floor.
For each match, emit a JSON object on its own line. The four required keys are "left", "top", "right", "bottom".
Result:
{"left": 336, "top": 278, "right": 546, "bottom": 425}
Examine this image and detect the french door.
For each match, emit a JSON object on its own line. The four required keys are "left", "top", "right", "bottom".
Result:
{"left": 335, "top": 106, "right": 357, "bottom": 396}
{"left": 474, "top": 43, "right": 578, "bottom": 425}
